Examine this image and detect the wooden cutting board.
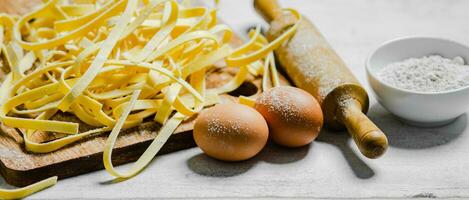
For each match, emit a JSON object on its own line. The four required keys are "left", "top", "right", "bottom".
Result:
{"left": 0, "top": 1, "right": 289, "bottom": 187}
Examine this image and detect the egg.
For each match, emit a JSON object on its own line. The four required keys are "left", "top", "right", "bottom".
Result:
{"left": 194, "top": 103, "right": 269, "bottom": 161}
{"left": 254, "top": 86, "right": 323, "bottom": 147}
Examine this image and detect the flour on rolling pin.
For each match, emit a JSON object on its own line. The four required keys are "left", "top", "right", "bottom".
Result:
{"left": 267, "top": 14, "right": 358, "bottom": 102}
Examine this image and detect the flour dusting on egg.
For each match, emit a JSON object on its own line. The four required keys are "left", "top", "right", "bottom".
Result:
{"left": 255, "top": 86, "right": 323, "bottom": 147}
{"left": 194, "top": 103, "right": 268, "bottom": 161}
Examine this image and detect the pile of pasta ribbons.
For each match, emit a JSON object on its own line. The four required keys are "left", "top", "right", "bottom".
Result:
{"left": 0, "top": 0, "right": 300, "bottom": 198}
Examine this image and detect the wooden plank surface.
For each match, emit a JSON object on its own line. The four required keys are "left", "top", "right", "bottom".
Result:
{"left": 0, "top": 0, "right": 42, "bottom": 15}
{"left": 0, "top": 0, "right": 289, "bottom": 187}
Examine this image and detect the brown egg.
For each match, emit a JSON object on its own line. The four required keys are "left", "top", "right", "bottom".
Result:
{"left": 194, "top": 103, "right": 269, "bottom": 161}
{"left": 254, "top": 86, "right": 323, "bottom": 147}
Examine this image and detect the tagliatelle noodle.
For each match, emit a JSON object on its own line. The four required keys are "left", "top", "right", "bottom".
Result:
{"left": 56, "top": 0, "right": 139, "bottom": 112}
{"left": 0, "top": 176, "right": 57, "bottom": 200}
{"left": 0, "top": 0, "right": 300, "bottom": 198}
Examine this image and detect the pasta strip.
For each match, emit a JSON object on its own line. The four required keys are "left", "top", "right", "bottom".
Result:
{"left": 57, "top": 0, "right": 139, "bottom": 112}
{"left": 0, "top": 177, "right": 57, "bottom": 200}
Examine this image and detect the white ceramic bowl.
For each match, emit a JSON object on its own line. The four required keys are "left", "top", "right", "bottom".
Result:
{"left": 366, "top": 37, "right": 469, "bottom": 127}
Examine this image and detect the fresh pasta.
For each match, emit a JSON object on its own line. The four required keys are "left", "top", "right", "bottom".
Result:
{"left": 0, "top": 0, "right": 300, "bottom": 198}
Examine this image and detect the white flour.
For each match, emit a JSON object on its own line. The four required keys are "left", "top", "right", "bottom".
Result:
{"left": 377, "top": 55, "right": 469, "bottom": 92}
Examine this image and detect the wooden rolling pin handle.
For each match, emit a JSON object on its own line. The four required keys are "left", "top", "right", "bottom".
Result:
{"left": 339, "top": 98, "right": 388, "bottom": 158}
{"left": 254, "top": 0, "right": 283, "bottom": 22}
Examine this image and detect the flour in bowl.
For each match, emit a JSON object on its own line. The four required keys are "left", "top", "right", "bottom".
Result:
{"left": 377, "top": 55, "right": 469, "bottom": 92}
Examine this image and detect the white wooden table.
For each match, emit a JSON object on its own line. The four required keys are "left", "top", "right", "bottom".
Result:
{"left": 5, "top": 0, "right": 469, "bottom": 199}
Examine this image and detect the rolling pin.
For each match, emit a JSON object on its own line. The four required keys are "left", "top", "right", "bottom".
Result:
{"left": 254, "top": 0, "right": 388, "bottom": 158}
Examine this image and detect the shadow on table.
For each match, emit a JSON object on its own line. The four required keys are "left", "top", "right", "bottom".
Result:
{"left": 316, "top": 130, "right": 375, "bottom": 179}
{"left": 368, "top": 104, "right": 467, "bottom": 149}
{"left": 186, "top": 141, "right": 310, "bottom": 177}
{"left": 0, "top": 175, "right": 16, "bottom": 189}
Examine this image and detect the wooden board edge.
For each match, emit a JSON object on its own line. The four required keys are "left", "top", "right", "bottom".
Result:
{"left": 0, "top": 130, "right": 195, "bottom": 187}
